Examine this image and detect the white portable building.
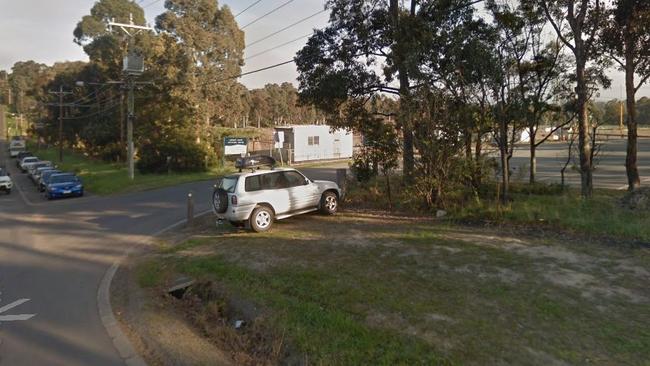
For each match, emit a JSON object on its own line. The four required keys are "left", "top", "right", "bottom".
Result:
{"left": 274, "top": 125, "right": 353, "bottom": 163}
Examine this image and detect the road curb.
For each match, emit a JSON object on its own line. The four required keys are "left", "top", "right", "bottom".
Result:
{"left": 97, "top": 209, "right": 213, "bottom": 366}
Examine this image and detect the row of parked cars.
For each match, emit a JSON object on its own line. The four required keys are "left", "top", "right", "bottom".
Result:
{"left": 15, "top": 151, "right": 84, "bottom": 200}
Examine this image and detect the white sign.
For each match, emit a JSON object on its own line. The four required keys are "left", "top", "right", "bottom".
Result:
{"left": 224, "top": 137, "right": 248, "bottom": 156}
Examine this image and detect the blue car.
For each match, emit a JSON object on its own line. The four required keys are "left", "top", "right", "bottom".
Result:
{"left": 45, "top": 173, "right": 84, "bottom": 200}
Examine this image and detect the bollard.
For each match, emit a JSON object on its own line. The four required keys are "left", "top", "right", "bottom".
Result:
{"left": 187, "top": 192, "right": 194, "bottom": 226}
{"left": 336, "top": 168, "right": 347, "bottom": 199}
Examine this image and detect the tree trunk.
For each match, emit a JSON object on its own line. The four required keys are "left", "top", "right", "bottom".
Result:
{"left": 474, "top": 133, "right": 483, "bottom": 187}
{"left": 391, "top": 0, "right": 415, "bottom": 183}
{"left": 529, "top": 126, "right": 536, "bottom": 185}
{"left": 624, "top": 42, "right": 640, "bottom": 190}
{"left": 576, "top": 58, "right": 593, "bottom": 198}
{"left": 499, "top": 117, "right": 509, "bottom": 202}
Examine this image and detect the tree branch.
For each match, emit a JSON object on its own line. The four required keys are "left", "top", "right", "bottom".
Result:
{"left": 540, "top": 0, "right": 575, "bottom": 52}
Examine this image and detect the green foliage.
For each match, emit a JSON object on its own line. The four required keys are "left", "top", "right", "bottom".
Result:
{"left": 138, "top": 132, "right": 215, "bottom": 173}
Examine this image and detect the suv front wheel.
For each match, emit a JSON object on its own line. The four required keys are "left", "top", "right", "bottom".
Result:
{"left": 249, "top": 206, "right": 274, "bottom": 232}
{"left": 320, "top": 191, "right": 338, "bottom": 215}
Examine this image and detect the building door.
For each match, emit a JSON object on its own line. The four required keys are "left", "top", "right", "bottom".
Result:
{"left": 333, "top": 138, "right": 341, "bottom": 158}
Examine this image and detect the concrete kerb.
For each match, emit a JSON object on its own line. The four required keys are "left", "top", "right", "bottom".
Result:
{"left": 97, "top": 209, "right": 213, "bottom": 366}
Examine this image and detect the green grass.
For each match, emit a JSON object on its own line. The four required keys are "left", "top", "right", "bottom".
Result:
{"left": 345, "top": 175, "right": 650, "bottom": 242}
{"left": 455, "top": 189, "right": 650, "bottom": 242}
{"left": 140, "top": 214, "right": 650, "bottom": 365}
{"left": 28, "top": 143, "right": 233, "bottom": 195}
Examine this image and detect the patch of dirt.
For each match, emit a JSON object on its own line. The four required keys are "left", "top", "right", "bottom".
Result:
{"left": 543, "top": 267, "right": 647, "bottom": 303}
{"left": 524, "top": 347, "right": 571, "bottom": 366}
{"left": 620, "top": 187, "right": 650, "bottom": 210}
{"left": 439, "top": 230, "right": 531, "bottom": 250}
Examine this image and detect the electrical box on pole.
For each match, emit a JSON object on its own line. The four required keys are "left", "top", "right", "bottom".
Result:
{"left": 123, "top": 54, "right": 145, "bottom": 75}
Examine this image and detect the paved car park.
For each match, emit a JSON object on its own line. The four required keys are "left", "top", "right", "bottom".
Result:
{"left": 508, "top": 137, "right": 650, "bottom": 189}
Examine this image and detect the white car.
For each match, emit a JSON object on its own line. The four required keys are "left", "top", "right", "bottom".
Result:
{"left": 0, "top": 168, "right": 12, "bottom": 194}
{"left": 20, "top": 156, "right": 39, "bottom": 172}
{"left": 213, "top": 156, "right": 341, "bottom": 232}
{"left": 8, "top": 140, "right": 26, "bottom": 158}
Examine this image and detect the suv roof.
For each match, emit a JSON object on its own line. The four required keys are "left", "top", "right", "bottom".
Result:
{"left": 226, "top": 167, "right": 300, "bottom": 178}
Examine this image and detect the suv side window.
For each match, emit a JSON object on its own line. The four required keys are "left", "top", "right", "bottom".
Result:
{"left": 245, "top": 175, "right": 262, "bottom": 192}
{"left": 260, "top": 172, "right": 283, "bottom": 190}
{"left": 283, "top": 171, "right": 307, "bottom": 187}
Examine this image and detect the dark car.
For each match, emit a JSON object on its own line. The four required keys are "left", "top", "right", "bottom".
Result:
{"left": 38, "top": 169, "right": 61, "bottom": 192}
{"left": 15, "top": 151, "right": 33, "bottom": 167}
{"left": 44, "top": 173, "right": 84, "bottom": 200}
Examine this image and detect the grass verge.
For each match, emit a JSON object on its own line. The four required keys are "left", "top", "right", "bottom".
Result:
{"left": 138, "top": 213, "right": 649, "bottom": 365}
{"left": 28, "top": 144, "right": 233, "bottom": 195}
{"left": 345, "top": 177, "right": 650, "bottom": 242}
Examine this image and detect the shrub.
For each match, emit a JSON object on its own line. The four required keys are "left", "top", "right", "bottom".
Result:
{"left": 138, "top": 134, "right": 215, "bottom": 173}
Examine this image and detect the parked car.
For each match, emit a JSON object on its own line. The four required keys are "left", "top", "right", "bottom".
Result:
{"left": 8, "top": 139, "right": 26, "bottom": 158}
{"left": 212, "top": 156, "right": 340, "bottom": 232}
{"left": 32, "top": 166, "right": 56, "bottom": 185}
{"left": 19, "top": 156, "right": 39, "bottom": 172}
{"left": 0, "top": 168, "right": 12, "bottom": 195}
{"left": 27, "top": 161, "right": 53, "bottom": 181}
{"left": 44, "top": 173, "right": 83, "bottom": 200}
{"left": 15, "top": 151, "right": 33, "bottom": 166}
{"left": 38, "top": 169, "right": 61, "bottom": 192}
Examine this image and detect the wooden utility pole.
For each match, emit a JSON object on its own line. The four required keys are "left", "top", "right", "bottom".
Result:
{"left": 120, "top": 89, "right": 125, "bottom": 161}
{"left": 108, "top": 15, "right": 153, "bottom": 180}
{"left": 49, "top": 86, "right": 73, "bottom": 162}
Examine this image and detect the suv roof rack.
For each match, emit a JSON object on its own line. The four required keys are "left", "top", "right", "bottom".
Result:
{"left": 235, "top": 155, "right": 276, "bottom": 172}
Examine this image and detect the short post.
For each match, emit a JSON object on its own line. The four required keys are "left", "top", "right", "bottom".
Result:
{"left": 336, "top": 168, "right": 347, "bottom": 199}
{"left": 187, "top": 191, "right": 194, "bottom": 226}
{"left": 167, "top": 156, "right": 172, "bottom": 175}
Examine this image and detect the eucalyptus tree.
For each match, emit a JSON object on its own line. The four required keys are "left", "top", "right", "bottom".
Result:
{"left": 74, "top": 0, "right": 146, "bottom": 77}
{"left": 601, "top": 0, "right": 650, "bottom": 190}
{"left": 155, "top": 0, "right": 245, "bottom": 134}
{"left": 535, "top": 0, "right": 609, "bottom": 198}
{"left": 296, "top": 0, "right": 432, "bottom": 182}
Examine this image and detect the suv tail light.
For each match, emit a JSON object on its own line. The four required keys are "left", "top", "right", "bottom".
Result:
{"left": 231, "top": 195, "right": 238, "bottom": 205}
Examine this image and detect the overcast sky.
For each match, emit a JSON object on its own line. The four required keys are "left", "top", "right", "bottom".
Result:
{"left": 1, "top": 0, "right": 649, "bottom": 100}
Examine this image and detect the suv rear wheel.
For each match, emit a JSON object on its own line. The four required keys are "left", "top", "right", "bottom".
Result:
{"left": 320, "top": 191, "right": 338, "bottom": 215}
{"left": 213, "top": 189, "right": 229, "bottom": 214}
{"left": 250, "top": 206, "right": 274, "bottom": 232}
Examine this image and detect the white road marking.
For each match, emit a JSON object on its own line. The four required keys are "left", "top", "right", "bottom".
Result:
{"left": 0, "top": 298, "right": 36, "bottom": 323}
{"left": 0, "top": 314, "right": 35, "bottom": 321}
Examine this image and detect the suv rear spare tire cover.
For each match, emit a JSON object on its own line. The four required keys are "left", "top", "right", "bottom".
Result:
{"left": 213, "top": 188, "right": 229, "bottom": 213}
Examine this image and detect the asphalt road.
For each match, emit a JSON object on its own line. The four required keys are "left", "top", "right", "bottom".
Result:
{"left": 508, "top": 137, "right": 650, "bottom": 189}
{"left": 0, "top": 141, "right": 338, "bottom": 366}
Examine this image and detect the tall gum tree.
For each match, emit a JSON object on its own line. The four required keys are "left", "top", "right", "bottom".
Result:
{"left": 155, "top": 0, "right": 245, "bottom": 134}
{"left": 296, "top": 0, "right": 428, "bottom": 182}
{"left": 601, "top": 0, "right": 650, "bottom": 190}
{"left": 536, "top": 0, "right": 608, "bottom": 198}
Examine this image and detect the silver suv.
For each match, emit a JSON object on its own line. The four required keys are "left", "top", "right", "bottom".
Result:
{"left": 213, "top": 157, "right": 341, "bottom": 232}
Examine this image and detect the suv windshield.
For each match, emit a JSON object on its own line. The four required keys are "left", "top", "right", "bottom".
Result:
{"left": 219, "top": 176, "right": 238, "bottom": 193}
{"left": 0, "top": 168, "right": 7, "bottom": 177}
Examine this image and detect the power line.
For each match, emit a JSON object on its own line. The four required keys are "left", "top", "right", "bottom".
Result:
{"left": 245, "top": 33, "right": 312, "bottom": 60}
{"left": 235, "top": 0, "right": 264, "bottom": 18}
{"left": 246, "top": 9, "right": 326, "bottom": 48}
{"left": 241, "top": 0, "right": 295, "bottom": 29}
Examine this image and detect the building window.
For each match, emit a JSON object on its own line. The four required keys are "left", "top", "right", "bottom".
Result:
{"left": 308, "top": 136, "right": 320, "bottom": 146}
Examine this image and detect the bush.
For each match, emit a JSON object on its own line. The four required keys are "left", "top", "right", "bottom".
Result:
{"left": 350, "top": 149, "right": 378, "bottom": 183}
{"left": 138, "top": 134, "right": 215, "bottom": 173}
